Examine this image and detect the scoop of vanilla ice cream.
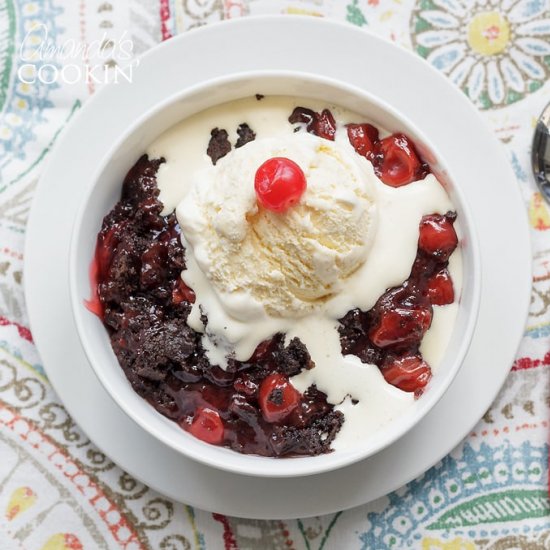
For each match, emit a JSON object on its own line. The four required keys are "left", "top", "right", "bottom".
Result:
{"left": 176, "top": 133, "right": 377, "bottom": 318}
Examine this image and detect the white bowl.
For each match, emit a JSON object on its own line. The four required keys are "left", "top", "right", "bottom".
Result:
{"left": 69, "top": 71, "right": 481, "bottom": 478}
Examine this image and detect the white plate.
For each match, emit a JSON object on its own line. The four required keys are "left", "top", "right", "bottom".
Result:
{"left": 25, "top": 16, "right": 531, "bottom": 519}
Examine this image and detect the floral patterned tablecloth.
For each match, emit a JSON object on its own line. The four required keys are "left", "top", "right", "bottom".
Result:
{"left": 1, "top": 0, "right": 549, "bottom": 548}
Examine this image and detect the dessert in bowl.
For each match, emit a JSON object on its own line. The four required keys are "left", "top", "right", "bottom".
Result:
{"left": 70, "top": 72, "right": 480, "bottom": 477}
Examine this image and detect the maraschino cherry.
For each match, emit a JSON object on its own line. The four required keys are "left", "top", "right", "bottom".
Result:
{"left": 254, "top": 157, "right": 307, "bottom": 213}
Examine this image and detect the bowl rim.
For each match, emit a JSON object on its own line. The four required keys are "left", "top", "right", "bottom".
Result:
{"left": 68, "top": 68, "right": 482, "bottom": 478}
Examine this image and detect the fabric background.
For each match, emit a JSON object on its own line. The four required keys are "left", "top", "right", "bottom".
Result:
{"left": 0, "top": 0, "right": 549, "bottom": 548}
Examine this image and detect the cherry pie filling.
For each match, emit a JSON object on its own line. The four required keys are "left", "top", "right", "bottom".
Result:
{"left": 91, "top": 106, "right": 458, "bottom": 457}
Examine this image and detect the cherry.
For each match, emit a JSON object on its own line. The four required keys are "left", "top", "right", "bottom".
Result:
{"left": 375, "top": 133, "right": 421, "bottom": 187}
{"left": 315, "top": 109, "right": 337, "bottom": 141}
{"left": 96, "top": 226, "right": 121, "bottom": 281}
{"left": 250, "top": 338, "right": 274, "bottom": 362}
{"left": 369, "top": 306, "right": 432, "bottom": 348}
{"left": 346, "top": 123, "right": 379, "bottom": 159}
{"left": 382, "top": 355, "right": 432, "bottom": 393}
{"left": 258, "top": 373, "right": 301, "bottom": 423}
{"left": 172, "top": 277, "right": 196, "bottom": 304}
{"left": 188, "top": 407, "right": 224, "bottom": 445}
{"left": 418, "top": 214, "right": 458, "bottom": 261}
{"left": 288, "top": 107, "right": 336, "bottom": 141}
{"left": 254, "top": 157, "right": 307, "bottom": 213}
{"left": 84, "top": 258, "right": 103, "bottom": 318}
{"left": 426, "top": 269, "right": 454, "bottom": 306}
{"left": 233, "top": 376, "right": 259, "bottom": 396}
{"left": 85, "top": 226, "right": 123, "bottom": 318}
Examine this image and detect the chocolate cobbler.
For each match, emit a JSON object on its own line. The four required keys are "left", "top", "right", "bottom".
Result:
{"left": 88, "top": 103, "right": 458, "bottom": 457}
